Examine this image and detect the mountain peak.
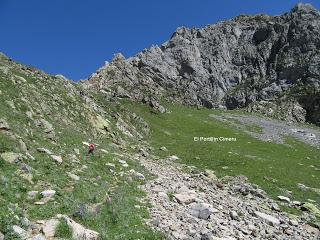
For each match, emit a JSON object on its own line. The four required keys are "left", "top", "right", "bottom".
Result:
{"left": 291, "top": 3, "right": 318, "bottom": 13}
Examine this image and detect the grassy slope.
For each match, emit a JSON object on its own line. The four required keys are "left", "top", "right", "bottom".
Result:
{"left": 0, "top": 60, "right": 164, "bottom": 239}
{"left": 123, "top": 101, "right": 320, "bottom": 209}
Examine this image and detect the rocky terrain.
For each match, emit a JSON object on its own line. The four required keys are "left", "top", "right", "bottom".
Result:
{"left": 87, "top": 3, "right": 320, "bottom": 126}
{"left": 138, "top": 150, "right": 319, "bottom": 239}
{"left": 1, "top": 3, "right": 320, "bottom": 240}
{"left": 209, "top": 112, "right": 320, "bottom": 148}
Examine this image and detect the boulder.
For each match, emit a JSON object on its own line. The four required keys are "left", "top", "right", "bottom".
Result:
{"left": 42, "top": 219, "right": 59, "bottom": 238}
{"left": 188, "top": 203, "right": 214, "bottom": 220}
{"left": 254, "top": 211, "right": 280, "bottom": 226}
{"left": 60, "top": 215, "right": 99, "bottom": 240}
{"left": 174, "top": 192, "right": 196, "bottom": 204}
{"left": 301, "top": 202, "right": 320, "bottom": 217}
{"left": 12, "top": 225, "right": 28, "bottom": 239}
{"left": 0, "top": 152, "right": 20, "bottom": 164}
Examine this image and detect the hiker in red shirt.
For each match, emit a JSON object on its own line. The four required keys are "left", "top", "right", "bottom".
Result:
{"left": 88, "top": 143, "right": 95, "bottom": 156}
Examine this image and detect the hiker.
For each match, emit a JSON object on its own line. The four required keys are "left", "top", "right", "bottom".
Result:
{"left": 88, "top": 143, "right": 95, "bottom": 156}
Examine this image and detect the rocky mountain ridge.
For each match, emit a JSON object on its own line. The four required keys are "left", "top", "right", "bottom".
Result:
{"left": 87, "top": 3, "right": 320, "bottom": 125}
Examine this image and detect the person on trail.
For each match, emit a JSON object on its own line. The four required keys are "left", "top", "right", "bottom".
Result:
{"left": 88, "top": 143, "right": 95, "bottom": 156}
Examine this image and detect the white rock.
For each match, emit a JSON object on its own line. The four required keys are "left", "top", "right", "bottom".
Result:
{"left": 40, "top": 190, "right": 56, "bottom": 198}
{"left": 61, "top": 216, "right": 99, "bottom": 240}
{"left": 51, "top": 155, "right": 63, "bottom": 163}
{"left": 174, "top": 192, "right": 196, "bottom": 204}
{"left": 37, "top": 148, "right": 52, "bottom": 155}
{"left": 118, "top": 160, "right": 127, "bottom": 165}
{"left": 158, "top": 192, "right": 169, "bottom": 201}
{"left": 12, "top": 225, "right": 27, "bottom": 239}
{"left": 31, "top": 234, "right": 46, "bottom": 240}
{"left": 254, "top": 211, "right": 280, "bottom": 226}
{"left": 42, "top": 219, "right": 59, "bottom": 238}
{"left": 68, "top": 173, "right": 80, "bottom": 181}
{"left": 106, "top": 163, "right": 115, "bottom": 168}
{"left": 167, "top": 155, "right": 179, "bottom": 161}
{"left": 277, "top": 195, "right": 290, "bottom": 203}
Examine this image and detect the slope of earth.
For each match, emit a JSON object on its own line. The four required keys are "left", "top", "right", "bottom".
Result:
{"left": 122, "top": 101, "right": 320, "bottom": 227}
{"left": 0, "top": 53, "right": 164, "bottom": 239}
{"left": 87, "top": 3, "right": 320, "bottom": 126}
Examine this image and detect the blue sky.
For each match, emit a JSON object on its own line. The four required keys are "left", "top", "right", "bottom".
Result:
{"left": 0, "top": 0, "right": 319, "bottom": 80}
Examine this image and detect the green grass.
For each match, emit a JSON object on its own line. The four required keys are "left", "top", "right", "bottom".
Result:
{"left": 0, "top": 65, "right": 164, "bottom": 239}
{"left": 123, "top": 101, "right": 320, "bottom": 208}
{"left": 55, "top": 220, "right": 73, "bottom": 239}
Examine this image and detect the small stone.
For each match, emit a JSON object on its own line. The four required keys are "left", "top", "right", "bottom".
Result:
{"left": 51, "top": 155, "right": 63, "bottom": 163}
{"left": 188, "top": 203, "right": 213, "bottom": 220}
{"left": 12, "top": 225, "right": 27, "bottom": 239}
{"left": 68, "top": 173, "right": 80, "bottom": 181}
{"left": 254, "top": 211, "right": 280, "bottom": 226}
{"left": 37, "top": 148, "right": 52, "bottom": 155}
{"left": 204, "top": 169, "right": 218, "bottom": 181}
{"left": 158, "top": 192, "right": 169, "bottom": 201}
{"left": 118, "top": 160, "right": 127, "bottom": 165}
{"left": 0, "top": 231, "right": 4, "bottom": 240}
{"left": 106, "top": 163, "right": 115, "bottom": 168}
{"left": 160, "top": 146, "right": 168, "bottom": 151}
{"left": 248, "top": 224, "right": 256, "bottom": 232}
{"left": 301, "top": 202, "right": 320, "bottom": 217}
{"left": 27, "top": 191, "right": 39, "bottom": 199}
{"left": 20, "top": 217, "right": 30, "bottom": 227}
{"left": 174, "top": 193, "right": 196, "bottom": 204}
{"left": 292, "top": 201, "right": 301, "bottom": 206}
{"left": 277, "top": 195, "right": 290, "bottom": 203}
{"left": 135, "top": 172, "right": 145, "bottom": 180}
{"left": 31, "top": 234, "right": 46, "bottom": 240}
{"left": 40, "top": 190, "right": 56, "bottom": 198}
{"left": 289, "top": 219, "right": 299, "bottom": 226}
{"left": 230, "top": 210, "right": 239, "bottom": 220}
{"left": 167, "top": 155, "right": 179, "bottom": 161}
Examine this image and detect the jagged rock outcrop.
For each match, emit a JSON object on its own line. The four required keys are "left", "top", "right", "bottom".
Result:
{"left": 88, "top": 3, "right": 320, "bottom": 125}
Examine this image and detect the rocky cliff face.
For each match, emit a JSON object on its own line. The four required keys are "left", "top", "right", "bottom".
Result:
{"left": 88, "top": 3, "right": 320, "bottom": 125}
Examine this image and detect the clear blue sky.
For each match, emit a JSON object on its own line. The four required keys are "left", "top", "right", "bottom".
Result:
{"left": 0, "top": 0, "right": 319, "bottom": 80}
